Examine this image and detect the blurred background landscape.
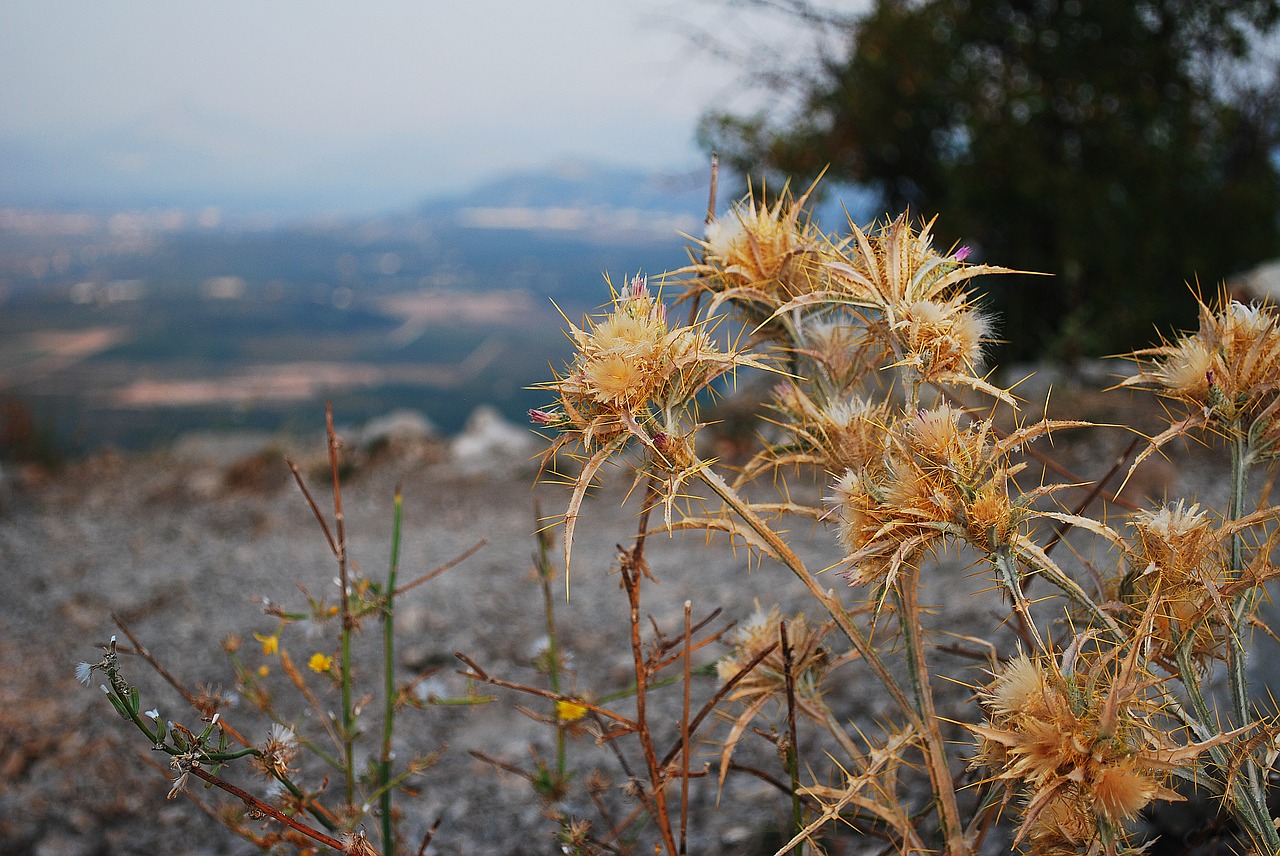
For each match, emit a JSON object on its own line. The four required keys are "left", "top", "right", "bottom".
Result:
{"left": 0, "top": 164, "right": 714, "bottom": 454}
{"left": 4, "top": 0, "right": 1280, "bottom": 461}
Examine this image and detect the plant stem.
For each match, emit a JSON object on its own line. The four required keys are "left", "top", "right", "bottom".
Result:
{"left": 1223, "top": 429, "right": 1278, "bottom": 850}
{"left": 780, "top": 620, "right": 804, "bottom": 856}
{"left": 535, "top": 520, "right": 568, "bottom": 779}
{"left": 1174, "top": 643, "right": 1271, "bottom": 840}
{"left": 380, "top": 487, "right": 403, "bottom": 855}
{"left": 326, "top": 404, "right": 357, "bottom": 809}
{"left": 621, "top": 550, "right": 678, "bottom": 855}
{"left": 696, "top": 464, "right": 970, "bottom": 856}
{"left": 895, "top": 566, "right": 965, "bottom": 854}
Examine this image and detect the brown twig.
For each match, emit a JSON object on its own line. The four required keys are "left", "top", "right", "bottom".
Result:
{"left": 284, "top": 458, "right": 339, "bottom": 559}
{"left": 415, "top": 817, "right": 442, "bottom": 856}
{"left": 619, "top": 545, "right": 678, "bottom": 854}
{"left": 454, "top": 652, "right": 636, "bottom": 728}
{"left": 658, "top": 640, "right": 778, "bottom": 770}
{"left": 679, "top": 601, "right": 692, "bottom": 855}
{"left": 780, "top": 620, "right": 804, "bottom": 855}
{"left": 186, "top": 766, "right": 355, "bottom": 853}
{"left": 391, "top": 539, "right": 487, "bottom": 598}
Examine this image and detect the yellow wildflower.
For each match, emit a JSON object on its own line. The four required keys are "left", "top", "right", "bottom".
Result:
{"left": 308, "top": 652, "right": 333, "bottom": 673}
{"left": 253, "top": 632, "right": 279, "bottom": 657}
{"left": 555, "top": 699, "right": 587, "bottom": 722}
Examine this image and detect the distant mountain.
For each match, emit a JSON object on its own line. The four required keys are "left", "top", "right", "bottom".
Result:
{"left": 418, "top": 162, "right": 712, "bottom": 217}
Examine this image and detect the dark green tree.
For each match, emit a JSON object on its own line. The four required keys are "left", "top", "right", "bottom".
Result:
{"left": 700, "top": 0, "right": 1280, "bottom": 361}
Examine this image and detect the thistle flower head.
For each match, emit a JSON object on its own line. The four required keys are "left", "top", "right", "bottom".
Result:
{"left": 1119, "top": 501, "right": 1231, "bottom": 661}
{"left": 969, "top": 645, "right": 1206, "bottom": 849}
{"left": 801, "top": 319, "right": 874, "bottom": 390}
{"left": 895, "top": 297, "right": 993, "bottom": 383}
{"left": 535, "top": 275, "right": 769, "bottom": 584}
{"left": 825, "top": 213, "right": 1014, "bottom": 398}
{"left": 831, "top": 406, "right": 1030, "bottom": 587}
{"left": 693, "top": 184, "right": 833, "bottom": 320}
{"left": 750, "top": 385, "right": 892, "bottom": 479}
{"left": 539, "top": 274, "right": 762, "bottom": 452}
{"left": 717, "top": 605, "right": 830, "bottom": 707}
{"left": 1121, "top": 290, "right": 1280, "bottom": 439}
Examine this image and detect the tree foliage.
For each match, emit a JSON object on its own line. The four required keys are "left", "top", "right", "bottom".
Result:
{"left": 700, "top": 0, "right": 1280, "bottom": 361}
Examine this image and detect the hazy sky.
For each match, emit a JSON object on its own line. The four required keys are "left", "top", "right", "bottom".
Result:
{"left": 0, "top": 1, "right": 812, "bottom": 211}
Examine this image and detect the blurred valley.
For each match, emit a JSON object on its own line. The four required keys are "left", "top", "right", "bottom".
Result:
{"left": 0, "top": 165, "right": 712, "bottom": 456}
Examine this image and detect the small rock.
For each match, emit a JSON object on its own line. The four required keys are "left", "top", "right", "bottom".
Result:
{"left": 449, "top": 406, "right": 535, "bottom": 476}
{"left": 359, "top": 409, "right": 438, "bottom": 446}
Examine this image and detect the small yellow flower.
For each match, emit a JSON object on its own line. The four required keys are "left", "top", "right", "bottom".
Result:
{"left": 555, "top": 699, "right": 587, "bottom": 722}
{"left": 253, "top": 632, "right": 279, "bottom": 657}
{"left": 257, "top": 664, "right": 270, "bottom": 678}
{"left": 308, "top": 652, "right": 333, "bottom": 673}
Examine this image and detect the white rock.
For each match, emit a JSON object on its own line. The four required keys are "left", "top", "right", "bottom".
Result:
{"left": 449, "top": 405, "right": 535, "bottom": 476}
{"left": 358, "top": 409, "right": 438, "bottom": 449}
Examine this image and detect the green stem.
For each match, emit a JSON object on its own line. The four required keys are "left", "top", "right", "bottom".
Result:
{"left": 380, "top": 488, "right": 403, "bottom": 855}
{"left": 1175, "top": 641, "right": 1275, "bottom": 847}
{"left": 1226, "top": 430, "right": 1250, "bottom": 725}
{"left": 326, "top": 405, "right": 357, "bottom": 809}
{"left": 536, "top": 523, "right": 567, "bottom": 779}
{"left": 1223, "top": 429, "right": 1278, "bottom": 850}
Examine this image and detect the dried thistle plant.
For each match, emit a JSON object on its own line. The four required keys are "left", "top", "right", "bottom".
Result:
{"left": 533, "top": 274, "right": 768, "bottom": 579}
{"left": 969, "top": 625, "right": 1245, "bottom": 855}
{"left": 86, "top": 171, "right": 1280, "bottom": 856}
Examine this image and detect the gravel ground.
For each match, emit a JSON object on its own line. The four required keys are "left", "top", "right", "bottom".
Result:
{"left": 0, "top": 397, "right": 1268, "bottom": 855}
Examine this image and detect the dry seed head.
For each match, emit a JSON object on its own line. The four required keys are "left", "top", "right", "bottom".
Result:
{"left": 255, "top": 723, "right": 299, "bottom": 779}
{"left": 581, "top": 351, "right": 654, "bottom": 409}
{"left": 717, "top": 605, "right": 830, "bottom": 705}
{"left": 833, "top": 406, "right": 1028, "bottom": 586}
{"left": 828, "top": 213, "right": 999, "bottom": 308}
{"left": 764, "top": 385, "right": 892, "bottom": 476}
{"left": 541, "top": 275, "right": 761, "bottom": 452}
{"left": 986, "top": 654, "right": 1051, "bottom": 720}
{"left": 965, "top": 480, "right": 1018, "bottom": 548}
{"left": 905, "top": 403, "right": 969, "bottom": 461}
{"left": 699, "top": 187, "right": 831, "bottom": 305}
{"left": 801, "top": 319, "right": 875, "bottom": 389}
{"left": 1128, "top": 501, "right": 1217, "bottom": 585}
{"left": 1122, "top": 292, "right": 1280, "bottom": 429}
{"left": 824, "top": 213, "right": 1015, "bottom": 397}
{"left": 896, "top": 298, "right": 993, "bottom": 382}
{"left": 971, "top": 648, "right": 1196, "bottom": 848}
{"left": 1025, "top": 793, "right": 1094, "bottom": 852}
{"left": 1121, "top": 501, "right": 1229, "bottom": 660}
{"left": 820, "top": 395, "right": 893, "bottom": 475}
{"left": 1090, "top": 758, "right": 1164, "bottom": 827}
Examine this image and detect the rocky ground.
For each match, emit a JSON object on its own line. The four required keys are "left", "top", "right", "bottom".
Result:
{"left": 0, "top": 391, "right": 1271, "bottom": 855}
